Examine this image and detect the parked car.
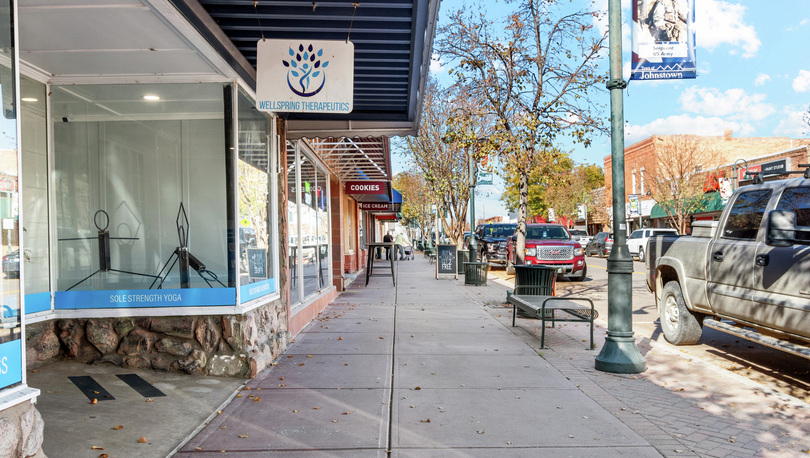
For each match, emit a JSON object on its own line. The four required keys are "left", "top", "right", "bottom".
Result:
{"left": 475, "top": 223, "right": 517, "bottom": 268}
{"left": 586, "top": 232, "right": 613, "bottom": 257}
{"left": 646, "top": 176, "right": 810, "bottom": 352}
{"left": 506, "top": 223, "right": 587, "bottom": 281}
{"left": 626, "top": 228, "right": 678, "bottom": 261}
{"left": 568, "top": 229, "right": 591, "bottom": 247}
{"left": 2, "top": 250, "right": 19, "bottom": 279}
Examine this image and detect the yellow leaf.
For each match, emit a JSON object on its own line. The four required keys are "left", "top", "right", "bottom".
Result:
{"left": 91, "top": 446, "right": 104, "bottom": 450}
{"left": 139, "top": 437, "right": 148, "bottom": 443}
{"left": 113, "top": 425, "right": 123, "bottom": 430}
{"left": 90, "top": 399, "right": 97, "bottom": 405}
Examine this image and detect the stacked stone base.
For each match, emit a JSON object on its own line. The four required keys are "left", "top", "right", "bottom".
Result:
{"left": 0, "top": 402, "right": 46, "bottom": 458}
{"left": 24, "top": 300, "right": 288, "bottom": 379}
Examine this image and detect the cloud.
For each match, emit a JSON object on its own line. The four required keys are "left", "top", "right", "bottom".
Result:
{"left": 802, "top": 18, "right": 810, "bottom": 26}
{"left": 625, "top": 114, "right": 754, "bottom": 144}
{"left": 793, "top": 70, "right": 810, "bottom": 93}
{"left": 679, "top": 87, "right": 775, "bottom": 122}
{"left": 695, "top": 0, "right": 760, "bottom": 58}
{"left": 754, "top": 73, "right": 771, "bottom": 86}
{"left": 429, "top": 53, "right": 444, "bottom": 75}
{"left": 773, "top": 108, "right": 808, "bottom": 137}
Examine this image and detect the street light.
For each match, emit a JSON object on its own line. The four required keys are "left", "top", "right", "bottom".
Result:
{"left": 594, "top": 0, "right": 646, "bottom": 374}
{"left": 732, "top": 158, "right": 750, "bottom": 190}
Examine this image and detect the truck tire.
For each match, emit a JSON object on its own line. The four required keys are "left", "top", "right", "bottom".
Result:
{"left": 637, "top": 247, "right": 645, "bottom": 262}
{"left": 659, "top": 281, "right": 704, "bottom": 345}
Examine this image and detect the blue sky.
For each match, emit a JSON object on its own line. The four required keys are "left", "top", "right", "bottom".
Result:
{"left": 392, "top": 0, "right": 810, "bottom": 218}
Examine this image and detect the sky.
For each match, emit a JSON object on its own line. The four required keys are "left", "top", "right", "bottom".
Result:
{"left": 391, "top": 0, "right": 810, "bottom": 218}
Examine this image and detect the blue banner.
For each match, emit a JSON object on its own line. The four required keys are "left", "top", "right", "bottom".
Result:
{"left": 631, "top": 0, "right": 696, "bottom": 80}
{"left": 55, "top": 288, "right": 236, "bottom": 309}
{"left": 239, "top": 278, "right": 277, "bottom": 303}
{"left": 25, "top": 292, "right": 51, "bottom": 314}
{"left": 0, "top": 340, "right": 22, "bottom": 390}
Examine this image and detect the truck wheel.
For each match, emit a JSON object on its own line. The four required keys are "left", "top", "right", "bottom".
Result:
{"left": 637, "top": 247, "right": 645, "bottom": 262}
{"left": 570, "top": 263, "right": 587, "bottom": 282}
{"left": 659, "top": 281, "right": 703, "bottom": 345}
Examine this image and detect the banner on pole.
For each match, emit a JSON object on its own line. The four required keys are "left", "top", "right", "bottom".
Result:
{"left": 476, "top": 172, "right": 494, "bottom": 185}
{"left": 577, "top": 204, "right": 586, "bottom": 221}
{"left": 629, "top": 194, "right": 640, "bottom": 217}
{"left": 631, "top": 0, "right": 696, "bottom": 81}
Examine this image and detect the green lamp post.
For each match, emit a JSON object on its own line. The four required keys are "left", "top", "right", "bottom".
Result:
{"left": 595, "top": 0, "right": 646, "bottom": 374}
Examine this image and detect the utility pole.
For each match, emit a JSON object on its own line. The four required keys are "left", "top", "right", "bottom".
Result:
{"left": 595, "top": 0, "right": 646, "bottom": 374}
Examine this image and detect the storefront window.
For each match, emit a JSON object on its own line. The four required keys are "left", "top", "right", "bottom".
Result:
{"left": 21, "top": 76, "right": 49, "bottom": 314}
{"left": 0, "top": 0, "right": 22, "bottom": 390}
{"left": 286, "top": 142, "right": 300, "bottom": 305}
{"left": 287, "top": 141, "right": 331, "bottom": 306}
{"left": 237, "top": 90, "right": 276, "bottom": 303}
{"left": 51, "top": 83, "right": 232, "bottom": 308}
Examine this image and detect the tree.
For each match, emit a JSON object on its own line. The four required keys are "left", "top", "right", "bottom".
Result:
{"left": 437, "top": 0, "right": 608, "bottom": 264}
{"left": 400, "top": 80, "right": 491, "bottom": 247}
{"left": 646, "top": 135, "right": 724, "bottom": 234}
{"left": 392, "top": 171, "right": 433, "bottom": 244}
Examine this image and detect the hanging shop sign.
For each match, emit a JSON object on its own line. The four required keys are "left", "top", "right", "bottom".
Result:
{"left": 256, "top": 39, "right": 354, "bottom": 114}
{"left": 548, "top": 208, "right": 556, "bottom": 222}
{"left": 738, "top": 159, "right": 788, "bottom": 182}
{"left": 360, "top": 202, "right": 392, "bottom": 211}
{"left": 346, "top": 181, "right": 386, "bottom": 195}
{"left": 631, "top": 0, "right": 696, "bottom": 81}
{"left": 376, "top": 214, "right": 398, "bottom": 221}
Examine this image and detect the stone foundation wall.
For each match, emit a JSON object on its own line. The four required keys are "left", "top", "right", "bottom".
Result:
{"left": 0, "top": 401, "right": 46, "bottom": 458}
{"left": 24, "top": 299, "right": 289, "bottom": 379}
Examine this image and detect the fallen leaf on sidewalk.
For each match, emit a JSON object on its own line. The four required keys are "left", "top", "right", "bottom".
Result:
{"left": 46, "top": 391, "right": 58, "bottom": 394}
{"left": 279, "top": 377, "right": 284, "bottom": 380}
{"left": 90, "top": 399, "right": 97, "bottom": 404}
{"left": 139, "top": 437, "right": 148, "bottom": 443}
{"left": 342, "top": 411, "right": 352, "bottom": 415}
{"left": 99, "top": 454, "right": 109, "bottom": 458}
{"left": 332, "top": 420, "right": 339, "bottom": 423}
{"left": 146, "top": 398, "right": 154, "bottom": 402}
{"left": 238, "top": 434, "right": 249, "bottom": 439}
{"left": 413, "top": 386, "right": 421, "bottom": 390}
{"left": 477, "top": 430, "right": 485, "bottom": 434}
{"left": 421, "top": 419, "right": 430, "bottom": 423}
{"left": 112, "top": 425, "right": 123, "bottom": 430}
{"left": 298, "top": 363, "right": 305, "bottom": 366}
{"left": 338, "top": 337, "right": 343, "bottom": 340}
{"left": 313, "top": 407, "right": 321, "bottom": 410}
{"left": 91, "top": 446, "right": 104, "bottom": 450}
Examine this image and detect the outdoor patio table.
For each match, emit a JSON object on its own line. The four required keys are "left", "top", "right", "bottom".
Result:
{"left": 365, "top": 242, "right": 396, "bottom": 286}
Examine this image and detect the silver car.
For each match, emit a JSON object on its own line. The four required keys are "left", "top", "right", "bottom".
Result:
{"left": 568, "top": 229, "right": 591, "bottom": 248}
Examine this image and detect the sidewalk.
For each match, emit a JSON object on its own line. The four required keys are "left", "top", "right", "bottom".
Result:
{"left": 174, "top": 254, "right": 810, "bottom": 457}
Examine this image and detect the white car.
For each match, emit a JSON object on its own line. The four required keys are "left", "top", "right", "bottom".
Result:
{"left": 568, "top": 229, "right": 591, "bottom": 248}
{"left": 627, "top": 228, "right": 678, "bottom": 261}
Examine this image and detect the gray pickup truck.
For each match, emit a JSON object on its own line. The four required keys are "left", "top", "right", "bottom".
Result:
{"left": 646, "top": 177, "right": 810, "bottom": 357}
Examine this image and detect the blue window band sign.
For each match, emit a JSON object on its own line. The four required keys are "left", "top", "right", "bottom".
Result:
{"left": 55, "top": 288, "right": 236, "bottom": 310}
{"left": 0, "top": 340, "right": 22, "bottom": 390}
{"left": 240, "top": 278, "right": 277, "bottom": 304}
{"left": 25, "top": 292, "right": 51, "bottom": 314}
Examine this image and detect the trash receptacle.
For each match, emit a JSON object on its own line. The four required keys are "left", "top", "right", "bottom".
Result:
{"left": 464, "top": 262, "right": 489, "bottom": 286}
{"left": 457, "top": 250, "right": 470, "bottom": 275}
{"left": 512, "top": 265, "right": 556, "bottom": 295}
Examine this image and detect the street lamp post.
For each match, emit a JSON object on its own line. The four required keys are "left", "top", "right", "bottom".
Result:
{"left": 469, "top": 153, "right": 478, "bottom": 262}
{"left": 732, "top": 158, "right": 750, "bottom": 190}
{"left": 595, "top": 0, "right": 646, "bottom": 374}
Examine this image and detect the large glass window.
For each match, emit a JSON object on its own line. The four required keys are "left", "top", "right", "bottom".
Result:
{"left": 20, "top": 76, "right": 49, "bottom": 314}
{"left": 0, "top": 0, "right": 22, "bottom": 390}
{"left": 237, "top": 90, "right": 276, "bottom": 303}
{"left": 286, "top": 142, "right": 300, "bottom": 305}
{"left": 287, "top": 141, "right": 331, "bottom": 306}
{"left": 51, "top": 84, "right": 231, "bottom": 307}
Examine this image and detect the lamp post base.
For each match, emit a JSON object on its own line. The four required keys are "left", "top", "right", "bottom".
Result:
{"left": 595, "top": 334, "right": 646, "bottom": 374}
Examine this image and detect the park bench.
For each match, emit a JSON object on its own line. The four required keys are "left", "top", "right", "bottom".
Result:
{"left": 508, "top": 265, "right": 597, "bottom": 350}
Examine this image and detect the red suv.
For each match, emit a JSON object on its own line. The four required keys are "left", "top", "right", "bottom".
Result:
{"left": 506, "top": 224, "right": 587, "bottom": 281}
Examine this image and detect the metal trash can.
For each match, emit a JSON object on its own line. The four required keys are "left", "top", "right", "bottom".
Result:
{"left": 464, "top": 262, "right": 489, "bottom": 286}
{"left": 457, "top": 250, "right": 470, "bottom": 275}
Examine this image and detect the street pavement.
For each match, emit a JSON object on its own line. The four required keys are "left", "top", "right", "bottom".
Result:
{"left": 173, "top": 253, "right": 810, "bottom": 458}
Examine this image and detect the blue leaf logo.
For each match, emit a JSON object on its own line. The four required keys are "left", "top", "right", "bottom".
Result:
{"left": 283, "top": 43, "right": 330, "bottom": 97}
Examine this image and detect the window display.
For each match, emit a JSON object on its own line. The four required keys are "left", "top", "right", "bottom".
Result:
{"left": 237, "top": 89, "right": 277, "bottom": 303}
{"left": 51, "top": 83, "right": 233, "bottom": 308}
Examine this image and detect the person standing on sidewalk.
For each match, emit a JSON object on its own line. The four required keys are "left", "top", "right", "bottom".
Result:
{"left": 383, "top": 230, "right": 394, "bottom": 260}
{"left": 394, "top": 231, "right": 410, "bottom": 261}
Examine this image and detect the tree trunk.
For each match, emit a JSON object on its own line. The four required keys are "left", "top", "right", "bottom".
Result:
{"left": 516, "top": 169, "right": 528, "bottom": 265}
